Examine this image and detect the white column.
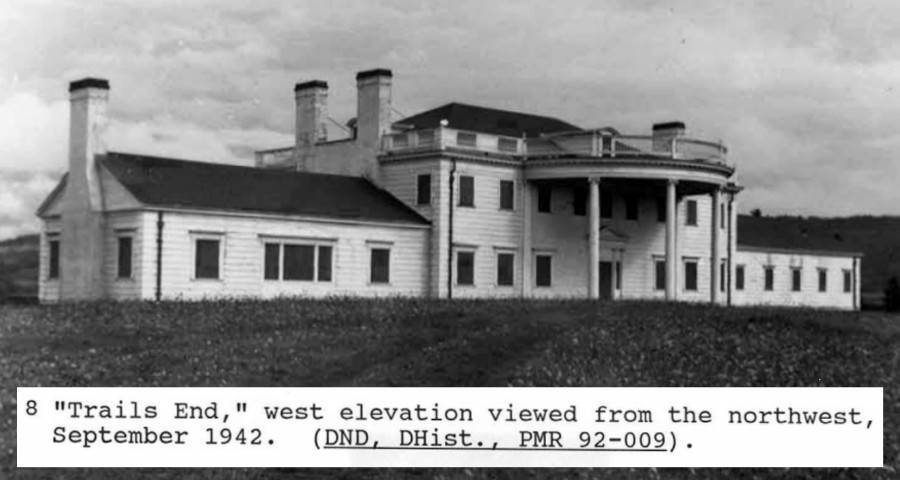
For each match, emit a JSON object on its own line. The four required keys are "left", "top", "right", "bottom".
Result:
{"left": 521, "top": 180, "right": 533, "bottom": 298}
{"left": 665, "top": 179, "right": 678, "bottom": 300}
{"left": 588, "top": 178, "right": 601, "bottom": 299}
{"left": 711, "top": 188, "right": 721, "bottom": 304}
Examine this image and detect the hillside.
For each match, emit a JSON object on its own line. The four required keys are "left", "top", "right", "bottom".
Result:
{"left": 0, "top": 233, "right": 38, "bottom": 301}
{"left": 738, "top": 215, "right": 900, "bottom": 294}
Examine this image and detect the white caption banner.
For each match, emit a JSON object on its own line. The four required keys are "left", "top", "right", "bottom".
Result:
{"left": 17, "top": 387, "right": 882, "bottom": 468}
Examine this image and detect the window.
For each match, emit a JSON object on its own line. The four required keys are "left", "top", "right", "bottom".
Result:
{"left": 720, "top": 261, "right": 726, "bottom": 292}
{"left": 117, "top": 236, "right": 133, "bottom": 279}
{"left": 264, "top": 243, "right": 280, "bottom": 280}
{"left": 535, "top": 255, "right": 552, "bottom": 287}
{"left": 370, "top": 248, "right": 390, "bottom": 283}
{"left": 656, "top": 197, "right": 666, "bottom": 223}
{"left": 457, "top": 131, "right": 477, "bottom": 147}
{"left": 764, "top": 266, "right": 774, "bottom": 291}
{"left": 48, "top": 238, "right": 60, "bottom": 279}
{"left": 498, "top": 137, "right": 518, "bottom": 152}
{"left": 686, "top": 200, "right": 698, "bottom": 226}
{"left": 264, "top": 242, "right": 332, "bottom": 282}
{"left": 317, "top": 246, "right": 333, "bottom": 282}
{"left": 600, "top": 191, "right": 613, "bottom": 218}
{"left": 791, "top": 267, "right": 802, "bottom": 292}
{"left": 684, "top": 259, "right": 698, "bottom": 291}
{"left": 497, "top": 253, "right": 514, "bottom": 286}
{"left": 601, "top": 135, "right": 613, "bottom": 153}
{"left": 615, "top": 261, "right": 622, "bottom": 290}
{"left": 195, "top": 239, "right": 221, "bottom": 279}
{"left": 499, "top": 180, "right": 514, "bottom": 210}
{"left": 654, "top": 259, "right": 665, "bottom": 290}
{"left": 284, "top": 244, "right": 315, "bottom": 281}
{"left": 417, "top": 174, "right": 431, "bottom": 205}
{"left": 573, "top": 186, "right": 587, "bottom": 216}
{"left": 736, "top": 265, "right": 745, "bottom": 290}
{"left": 818, "top": 268, "right": 827, "bottom": 292}
{"left": 456, "top": 250, "right": 474, "bottom": 286}
{"left": 537, "top": 185, "right": 551, "bottom": 213}
{"left": 625, "top": 195, "right": 639, "bottom": 220}
{"left": 843, "top": 269, "right": 852, "bottom": 293}
{"left": 458, "top": 175, "right": 474, "bottom": 207}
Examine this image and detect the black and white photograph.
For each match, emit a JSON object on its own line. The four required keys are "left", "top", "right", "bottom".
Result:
{"left": 1, "top": 0, "right": 898, "bottom": 477}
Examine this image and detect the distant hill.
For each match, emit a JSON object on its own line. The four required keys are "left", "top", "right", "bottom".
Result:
{"left": 0, "top": 233, "right": 39, "bottom": 301}
{"left": 1, "top": 215, "right": 898, "bottom": 302}
{"left": 738, "top": 215, "right": 900, "bottom": 294}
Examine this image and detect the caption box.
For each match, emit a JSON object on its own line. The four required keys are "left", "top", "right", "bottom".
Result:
{"left": 17, "top": 387, "right": 882, "bottom": 468}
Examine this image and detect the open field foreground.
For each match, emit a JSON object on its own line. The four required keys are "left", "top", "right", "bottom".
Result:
{"left": 1, "top": 299, "right": 898, "bottom": 479}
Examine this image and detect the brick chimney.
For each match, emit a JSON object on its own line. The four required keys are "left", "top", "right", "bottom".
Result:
{"left": 355, "top": 68, "right": 392, "bottom": 148}
{"left": 61, "top": 77, "right": 109, "bottom": 299}
{"left": 294, "top": 80, "right": 328, "bottom": 149}
{"left": 652, "top": 121, "right": 685, "bottom": 154}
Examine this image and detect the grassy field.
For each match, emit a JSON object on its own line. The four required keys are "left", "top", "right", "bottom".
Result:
{"left": 2, "top": 298, "right": 898, "bottom": 479}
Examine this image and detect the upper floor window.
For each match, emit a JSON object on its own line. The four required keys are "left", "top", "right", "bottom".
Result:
{"left": 417, "top": 174, "right": 431, "bottom": 205}
{"left": 499, "top": 180, "right": 514, "bottom": 210}
{"left": 537, "top": 185, "right": 551, "bottom": 213}
{"left": 625, "top": 195, "right": 639, "bottom": 220}
{"left": 195, "top": 238, "right": 221, "bottom": 279}
{"left": 686, "top": 200, "right": 698, "bottom": 226}
{"left": 457, "top": 131, "right": 477, "bottom": 147}
{"left": 573, "top": 186, "right": 587, "bottom": 216}
{"left": 117, "top": 236, "right": 133, "bottom": 279}
{"left": 600, "top": 191, "right": 613, "bottom": 218}
{"left": 497, "top": 137, "right": 518, "bottom": 153}
{"left": 458, "top": 175, "right": 475, "bottom": 207}
{"left": 48, "top": 237, "right": 60, "bottom": 280}
{"left": 818, "top": 268, "right": 828, "bottom": 292}
{"left": 735, "top": 264, "right": 745, "bottom": 290}
{"left": 764, "top": 266, "right": 775, "bottom": 291}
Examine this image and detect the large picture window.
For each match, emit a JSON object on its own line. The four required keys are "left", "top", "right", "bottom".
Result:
{"left": 263, "top": 241, "right": 333, "bottom": 282}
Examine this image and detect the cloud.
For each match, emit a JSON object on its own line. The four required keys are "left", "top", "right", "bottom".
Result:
{"left": 1, "top": 0, "right": 900, "bottom": 240}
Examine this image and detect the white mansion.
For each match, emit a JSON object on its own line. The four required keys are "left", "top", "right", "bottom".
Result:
{"left": 37, "top": 70, "right": 861, "bottom": 309}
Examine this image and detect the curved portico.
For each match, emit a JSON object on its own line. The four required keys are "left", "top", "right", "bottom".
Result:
{"left": 524, "top": 126, "right": 736, "bottom": 302}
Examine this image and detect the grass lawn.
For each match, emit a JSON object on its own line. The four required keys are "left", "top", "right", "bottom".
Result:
{"left": 1, "top": 298, "right": 898, "bottom": 479}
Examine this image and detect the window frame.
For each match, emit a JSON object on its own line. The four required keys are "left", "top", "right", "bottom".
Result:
{"left": 192, "top": 233, "right": 224, "bottom": 281}
{"left": 116, "top": 234, "right": 134, "bottom": 280}
{"left": 416, "top": 174, "right": 431, "bottom": 206}
{"left": 791, "top": 267, "right": 802, "bottom": 292}
{"left": 260, "top": 237, "right": 335, "bottom": 283}
{"left": 653, "top": 257, "right": 666, "bottom": 291}
{"left": 458, "top": 175, "right": 475, "bottom": 207}
{"left": 496, "top": 251, "right": 515, "bottom": 287}
{"left": 843, "top": 269, "right": 852, "bottom": 293}
{"left": 537, "top": 185, "right": 552, "bottom": 213}
{"left": 764, "top": 265, "right": 775, "bottom": 291}
{"left": 735, "top": 264, "right": 745, "bottom": 291}
{"left": 455, "top": 249, "right": 476, "bottom": 286}
{"left": 499, "top": 180, "right": 515, "bottom": 211}
{"left": 369, "top": 244, "right": 392, "bottom": 284}
{"left": 47, "top": 234, "right": 60, "bottom": 280}
{"left": 818, "top": 267, "right": 827, "bottom": 292}
{"left": 535, "top": 254, "right": 553, "bottom": 287}
{"left": 683, "top": 257, "right": 699, "bottom": 292}
{"left": 685, "top": 199, "right": 698, "bottom": 226}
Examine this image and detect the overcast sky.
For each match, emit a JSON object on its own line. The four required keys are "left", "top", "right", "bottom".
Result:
{"left": 1, "top": 0, "right": 899, "bottom": 239}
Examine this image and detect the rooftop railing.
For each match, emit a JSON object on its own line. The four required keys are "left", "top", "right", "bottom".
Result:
{"left": 381, "top": 127, "right": 729, "bottom": 166}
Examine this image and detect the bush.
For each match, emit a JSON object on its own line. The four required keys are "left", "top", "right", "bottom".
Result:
{"left": 885, "top": 276, "right": 900, "bottom": 312}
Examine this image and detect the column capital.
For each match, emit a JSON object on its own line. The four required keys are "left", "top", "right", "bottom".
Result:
{"left": 667, "top": 178, "right": 679, "bottom": 186}
{"left": 588, "top": 176, "right": 602, "bottom": 185}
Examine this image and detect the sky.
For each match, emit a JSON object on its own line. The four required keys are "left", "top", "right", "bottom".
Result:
{"left": 1, "top": 0, "right": 899, "bottom": 239}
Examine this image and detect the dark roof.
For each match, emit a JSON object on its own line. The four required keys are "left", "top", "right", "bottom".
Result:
{"left": 737, "top": 215, "right": 863, "bottom": 257}
{"left": 99, "top": 152, "right": 428, "bottom": 225}
{"left": 396, "top": 102, "right": 580, "bottom": 138}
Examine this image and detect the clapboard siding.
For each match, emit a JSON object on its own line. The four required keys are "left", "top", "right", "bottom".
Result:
{"left": 102, "top": 211, "right": 145, "bottom": 299}
{"left": 733, "top": 250, "right": 858, "bottom": 309}
{"left": 154, "top": 211, "right": 428, "bottom": 300}
{"left": 38, "top": 219, "right": 62, "bottom": 303}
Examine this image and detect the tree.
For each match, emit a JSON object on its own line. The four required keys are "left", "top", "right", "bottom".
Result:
{"left": 884, "top": 276, "right": 900, "bottom": 312}
{"left": 750, "top": 208, "right": 762, "bottom": 218}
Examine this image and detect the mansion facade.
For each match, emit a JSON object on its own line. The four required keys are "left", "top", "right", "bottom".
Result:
{"left": 36, "top": 70, "right": 861, "bottom": 309}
